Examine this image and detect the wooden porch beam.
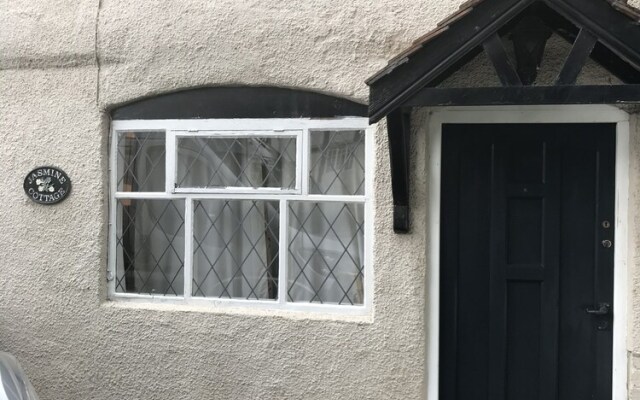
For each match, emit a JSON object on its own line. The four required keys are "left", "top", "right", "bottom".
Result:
{"left": 536, "top": 5, "right": 640, "bottom": 84}
{"left": 482, "top": 33, "right": 523, "bottom": 86}
{"left": 386, "top": 109, "right": 411, "bottom": 233}
{"left": 556, "top": 29, "right": 598, "bottom": 85}
{"left": 369, "top": 0, "right": 536, "bottom": 123}
{"left": 545, "top": 0, "right": 640, "bottom": 72}
{"left": 405, "top": 84, "right": 640, "bottom": 107}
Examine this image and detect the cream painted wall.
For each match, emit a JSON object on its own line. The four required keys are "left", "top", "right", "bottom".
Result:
{"left": 1, "top": 0, "right": 640, "bottom": 399}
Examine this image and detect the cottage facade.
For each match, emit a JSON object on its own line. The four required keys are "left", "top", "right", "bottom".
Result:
{"left": 3, "top": 0, "right": 640, "bottom": 399}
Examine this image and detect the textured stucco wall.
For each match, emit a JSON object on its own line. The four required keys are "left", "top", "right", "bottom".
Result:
{"left": 0, "top": 1, "right": 464, "bottom": 399}
{"left": 2, "top": 0, "right": 640, "bottom": 399}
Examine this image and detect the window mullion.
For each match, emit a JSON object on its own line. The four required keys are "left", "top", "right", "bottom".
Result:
{"left": 166, "top": 130, "right": 177, "bottom": 194}
{"left": 183, "top": 198, "right": 193, "bottom": 299}
{"left": 301, "top": 128, "right": 310, "bottom": 195}
{"left": 278, "top": 199, "right": 289, "bottom": 304}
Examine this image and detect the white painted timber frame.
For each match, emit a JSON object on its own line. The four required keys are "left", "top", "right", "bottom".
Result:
{"left": 108, "top": 118, "right": 374, "bottom": 316}
{"left": 425, "top": 105, "right": 630, "bottom": 400}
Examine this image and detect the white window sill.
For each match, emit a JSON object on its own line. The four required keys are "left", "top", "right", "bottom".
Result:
{"left": 102, "top": 296, "right": 374, "bottom": 324}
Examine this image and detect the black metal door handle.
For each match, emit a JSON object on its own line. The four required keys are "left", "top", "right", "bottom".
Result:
{"left": 585, "top": 303, "right": 611, "bottom": 316}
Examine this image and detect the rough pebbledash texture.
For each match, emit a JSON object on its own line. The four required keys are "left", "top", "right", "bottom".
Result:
{"left": 1, "top": 0, "right": 640, "bottom": 399}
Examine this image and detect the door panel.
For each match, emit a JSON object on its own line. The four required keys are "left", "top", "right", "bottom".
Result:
{"left": 440, "top": 124, "right": 615, "bottom": 400}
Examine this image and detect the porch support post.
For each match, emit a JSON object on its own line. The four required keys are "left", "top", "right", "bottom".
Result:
{"left": 386, "top": 109, "right": 411, "bottom": 233}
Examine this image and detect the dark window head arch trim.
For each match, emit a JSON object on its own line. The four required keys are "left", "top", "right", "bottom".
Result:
{"left": 111, "top": 87, "right": 368, "bottom": 120}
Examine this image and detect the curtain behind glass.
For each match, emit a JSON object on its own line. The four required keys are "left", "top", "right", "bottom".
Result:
{"left": 116, "top": 132, "right": 186, "bottom": 296}
{"left": 178, "top": 138, "right": 286, "bottom": 299}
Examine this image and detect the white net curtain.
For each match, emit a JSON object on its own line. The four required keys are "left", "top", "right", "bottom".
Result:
{"left": 288, "top": 131, "right": 365, "bottom": 304}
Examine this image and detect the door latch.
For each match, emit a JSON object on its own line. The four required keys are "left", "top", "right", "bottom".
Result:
{"left": 585, "top": 302, "right": 611, "bottom": 316}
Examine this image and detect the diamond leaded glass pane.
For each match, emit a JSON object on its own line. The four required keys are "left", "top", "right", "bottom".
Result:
{"left": 288, "top": 202, "right": 364, "bottom": 305}
{"left": 192, "top": 200, "right": 279, "bottom": 300}
{"left": 115, "top": 199, "right": 185, "bottom": 295}
{"left": 309, "top": 130, "right": 365, "bottom": 195}
{"left": 117, "top": 131, "right": 165, "bottom": 192}
{"left": 177, "top": 136, "right": 296, "bottom": 189}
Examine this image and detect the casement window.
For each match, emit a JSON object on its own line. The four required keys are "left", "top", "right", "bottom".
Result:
{"left": 108, "top": 116, "right": 372, "bottom": 313}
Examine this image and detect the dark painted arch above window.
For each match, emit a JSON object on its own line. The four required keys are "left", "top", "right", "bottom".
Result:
{"left": 111, "top": 87, "right": 368, "bottom": 120}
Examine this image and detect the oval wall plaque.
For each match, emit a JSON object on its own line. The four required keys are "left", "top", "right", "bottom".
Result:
{"left": 23, "top": 166, "right": 71, "bottom": 205}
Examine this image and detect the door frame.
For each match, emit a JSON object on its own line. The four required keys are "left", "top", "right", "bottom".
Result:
{"left": 425, "top": 105, "right": 630, "bottom": 400}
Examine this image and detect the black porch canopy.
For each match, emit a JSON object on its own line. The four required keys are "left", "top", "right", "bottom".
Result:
{"left": 367, "top": 0, "right": 640, "bottom": 233}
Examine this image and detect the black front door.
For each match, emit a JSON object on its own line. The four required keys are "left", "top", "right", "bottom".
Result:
{"left": 440, "top": 123, "right": 615, "bottom": 400}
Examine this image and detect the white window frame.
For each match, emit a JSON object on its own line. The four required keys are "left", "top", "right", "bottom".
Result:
{"left": 108, "top": 118, "right": 374, "bottom": 316}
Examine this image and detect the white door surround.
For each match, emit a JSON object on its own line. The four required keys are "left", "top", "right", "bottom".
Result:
{"left": 424, "top": 105, "right": 630, "bottom": 400}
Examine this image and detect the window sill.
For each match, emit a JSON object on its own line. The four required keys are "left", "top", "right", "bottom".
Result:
{"left": 102, "top": 296, "right": 374, "bottom": 323}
